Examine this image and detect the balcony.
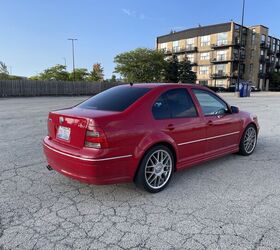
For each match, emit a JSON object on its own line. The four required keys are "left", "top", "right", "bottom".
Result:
{"left": 211, "top": 41, "right": 241, "bottom": 49}
{"left": 260, "top": 42, "right": 270, "bottom": 49}
{"left": 210, "top": 72, "right": 229, "bottom": 79}
{"left": 163, "top": 46, "right": 197, "bottom": 55}
{"left": 211, "top": 41, "right": 229, "bottom": 49}
{"left": 259, "top": 55, "right": 265, "bottom": 63}
{"left": 258, "top": 72, "right": 267, "bottom": 79}
{"left": 164, "top": 49, "right": 173, "bottom": 55}
{"left": 211, "top": 56, "right": 230, "bottom": 63}
{"left": 185, "top": 45, "right": 198, "bottom": 53}
{"left": 189, "top": 60, "right": 198, "bottom": 66}
{"left": 232, "top": 54, "right": 245, "bottom": 62}
{"left": 267, "top": 49, "right": 274, "bottom": 56}
{"left": 265, "top": 58, "right": 271, "bottom": 66}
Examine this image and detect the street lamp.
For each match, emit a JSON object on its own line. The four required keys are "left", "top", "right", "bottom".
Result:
{"left": 236, "top": 0, "right": 245, "bottom": 95}
{"left": 68, "top": 38, "right": 77, "bottom": 81}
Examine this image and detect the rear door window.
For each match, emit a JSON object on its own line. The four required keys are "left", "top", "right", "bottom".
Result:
{"left": 152, "top": 88, "right": 197, "bottom": 119}
{"left": 78, "top": 86, "right": 150, "bottom": 111}
{"left": 152, "top": 94, "right": 171, "bottom": 119}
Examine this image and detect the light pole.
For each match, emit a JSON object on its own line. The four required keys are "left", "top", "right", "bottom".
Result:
{"left": 68, "top": 38, "right": 77, "bottom": 81}
{"left": 236, "top": 0, "right": 245, "bottom": 94}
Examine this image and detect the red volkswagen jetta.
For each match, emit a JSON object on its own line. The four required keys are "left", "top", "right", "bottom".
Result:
{"left": 43, "top": 84, "right": 259, "bottom": 193}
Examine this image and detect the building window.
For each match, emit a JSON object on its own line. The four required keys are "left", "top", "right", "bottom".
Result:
{"left": 186, "top": 54, "right": 195, "bottom": 63}
{"left": 217, "top": 32, "right": 228, "bottom": 46}
{"left": 160, "top": 43, "right": 167, "bottom": 51}
{"left": 260, "top": 49, "right": 264, "bottom": 56}
{"left": 217, "top": 50, "right": 227, "bottom": 61}
{"left": 259, "top": 64, "right": 263, "bottom": 72}
{"left": 199, "top": 66, "right": 209, "bottom": 75}
{"left": 200, "top": 52, "right": 210, "bottom": 60}
{"left": 215, "top": 64, "right": 226, "bottom": 75}
{"left": 250, "top": 64, "right": 253, "bottom": 73}
{"left": 201, "top": 35, "right": 210, "bottom": 47}
{"left": 173, "top": 41, "right": 179, "bottom": 52}
{"left": 186, "top": 38, "right": 194, "bottom": 45}
{"left": 261, "top": 34, "right": 266, "bottom": 43}
{"left": 186, "top": 38, "right": 195, "bottom": 50}
{"left": 267, "top": 36, "right": 271, "bottom": 47}
{"left": 272, "top": 39, "right": 276, "bottom": 52}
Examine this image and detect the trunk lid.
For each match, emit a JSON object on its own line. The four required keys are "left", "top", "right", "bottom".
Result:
{"left": 47, "top": 107, "right": 118, "bottom": 149}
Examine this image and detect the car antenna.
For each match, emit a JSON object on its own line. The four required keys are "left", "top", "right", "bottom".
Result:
{"left": 130, "top": 82, "right": 133, "bottom": 86}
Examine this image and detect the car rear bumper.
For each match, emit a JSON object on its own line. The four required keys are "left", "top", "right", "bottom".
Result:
{"left": 43, "top": 136, "right": 133, "bottom": 185}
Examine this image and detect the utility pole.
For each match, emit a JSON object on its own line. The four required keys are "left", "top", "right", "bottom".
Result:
{"left": 68, "top": 38, "right": 77, "bottom": 81}
{"left": 236, "top": 0, "right": 245, "bottom": 95}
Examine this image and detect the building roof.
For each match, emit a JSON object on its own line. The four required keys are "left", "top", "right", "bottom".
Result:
{"left": 157, "top": 22, "right": 232, "bottom": 43}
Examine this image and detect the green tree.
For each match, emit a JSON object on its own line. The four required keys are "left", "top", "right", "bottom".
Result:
{"left": 164, "top": 54, "right": 179, "bottom": 83}
{"left": 0, "top": 61, "right": 9, "bottom": 79}
{"left": 69, "top": 68, "right": 89, "bottom": 81}
{"left": 178, "top": 58, "right": 197, "bottom": 83}
{"left": 114, "top": 48, "right": 166, "bottom": 82}
{"left": 32, "top": 64, "right": 70, "bottom": 81}
{"left": 88, "top": 63, "right": 104, "bottom": 82}
{"left": 109, "top": 74, "right": 117, "bottom": 83}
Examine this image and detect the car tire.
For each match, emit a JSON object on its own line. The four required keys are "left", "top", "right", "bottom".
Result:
{"left": 135, "top": 145, "right": 174, "bottom": 193}
{"left": 239, "top": 124, "right": 257, "bottom": 156}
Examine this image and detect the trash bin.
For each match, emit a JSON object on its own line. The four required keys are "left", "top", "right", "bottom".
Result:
{"left": 240, "top": 83, "right": 246, "bottom": 97}
{"left": 244, "top": 83, "right": 248, "bottom": 97}
{"left": 247, "top": 85, "right": 251, "bottom": 97}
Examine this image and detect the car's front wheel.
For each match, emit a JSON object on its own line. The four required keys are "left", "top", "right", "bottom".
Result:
{"left": 239, "top": 124, "right": 258, "bottom": 156}
{"left": 135, "top": 145, "right": 174, "bottom": 193}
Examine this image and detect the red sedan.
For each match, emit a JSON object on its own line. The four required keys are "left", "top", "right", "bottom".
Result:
{"left": 43, "top": 84, "right": 259, "bottom": 193}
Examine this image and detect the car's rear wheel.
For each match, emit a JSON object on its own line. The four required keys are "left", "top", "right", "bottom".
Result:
{"left": 239, "top": 124, "right": 257, "bottom": 156}
{"left": 135, "top": 145, "right": 174, "bottom": 193}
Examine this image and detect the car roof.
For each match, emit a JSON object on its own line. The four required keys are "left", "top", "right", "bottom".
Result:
{"left": 119, "top": 83, "right": 208, "bottom": 90}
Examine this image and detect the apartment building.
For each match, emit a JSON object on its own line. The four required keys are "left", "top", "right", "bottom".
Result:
{"left": 156, "top": 22, "right": 280, "bottom": 90}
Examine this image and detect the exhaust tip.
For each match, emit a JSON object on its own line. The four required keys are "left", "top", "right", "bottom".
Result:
{"left": 46, "top": 165, "right": 53, "bottom": 171}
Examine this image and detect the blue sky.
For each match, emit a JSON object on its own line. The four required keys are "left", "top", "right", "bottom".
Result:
{"left": 1, "top": 0, "right": 280, "bottom": 78}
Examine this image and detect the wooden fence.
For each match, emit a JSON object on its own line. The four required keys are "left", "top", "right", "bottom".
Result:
{"left": 0, "top": 80, "right": 122, "bottom": 97}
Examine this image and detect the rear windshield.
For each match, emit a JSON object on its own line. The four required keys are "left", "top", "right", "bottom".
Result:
{"left": 77, "top": 86, "right": 150, "bottom": 111}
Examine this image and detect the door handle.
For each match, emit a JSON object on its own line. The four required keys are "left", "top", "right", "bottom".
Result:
{"left": 207, "top": 120, "right": 214, "bottom": 126}
{"left": 167, "top": 124, "right": 175, "bottom": 131}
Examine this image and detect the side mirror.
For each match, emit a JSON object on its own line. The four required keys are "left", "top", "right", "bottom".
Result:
{"left": 231, "top": 106, "right": 239, "bottom": 114}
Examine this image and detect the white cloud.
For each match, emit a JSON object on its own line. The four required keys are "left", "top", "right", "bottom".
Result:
{"left": 121, "top": 8, "right": 164, "bottom": 22}
{"left": 122, "top": 8, "right": 136, "bottom": 17}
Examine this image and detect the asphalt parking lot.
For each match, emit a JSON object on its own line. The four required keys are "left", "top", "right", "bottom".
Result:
{"left": 1, "top": 92, "right": 280, "bottom": 250}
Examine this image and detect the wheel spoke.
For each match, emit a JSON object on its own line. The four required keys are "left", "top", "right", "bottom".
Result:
{"left": 145, "top": 149, "right": 172, "bottom": 189}
{"left": 243, "top": 127, "right": 256, "bottom": 154}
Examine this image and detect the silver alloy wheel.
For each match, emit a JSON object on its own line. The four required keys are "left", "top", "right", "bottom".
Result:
{"left": 144, "top": 149, "right": 172, "bottom": 190}
{"left": 243, "top": 127, "right": 257, "bottom": 154}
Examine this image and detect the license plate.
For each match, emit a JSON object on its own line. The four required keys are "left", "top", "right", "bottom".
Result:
{"left": 57, "top": 126, "right": 71, "bottom": 141}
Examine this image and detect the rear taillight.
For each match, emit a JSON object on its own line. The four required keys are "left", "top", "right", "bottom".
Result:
{"left": 84, "top": 126, "right": 108, "bottom": 149}
{"left": 47, "top": 117, "right": 52, "bottom": 138}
